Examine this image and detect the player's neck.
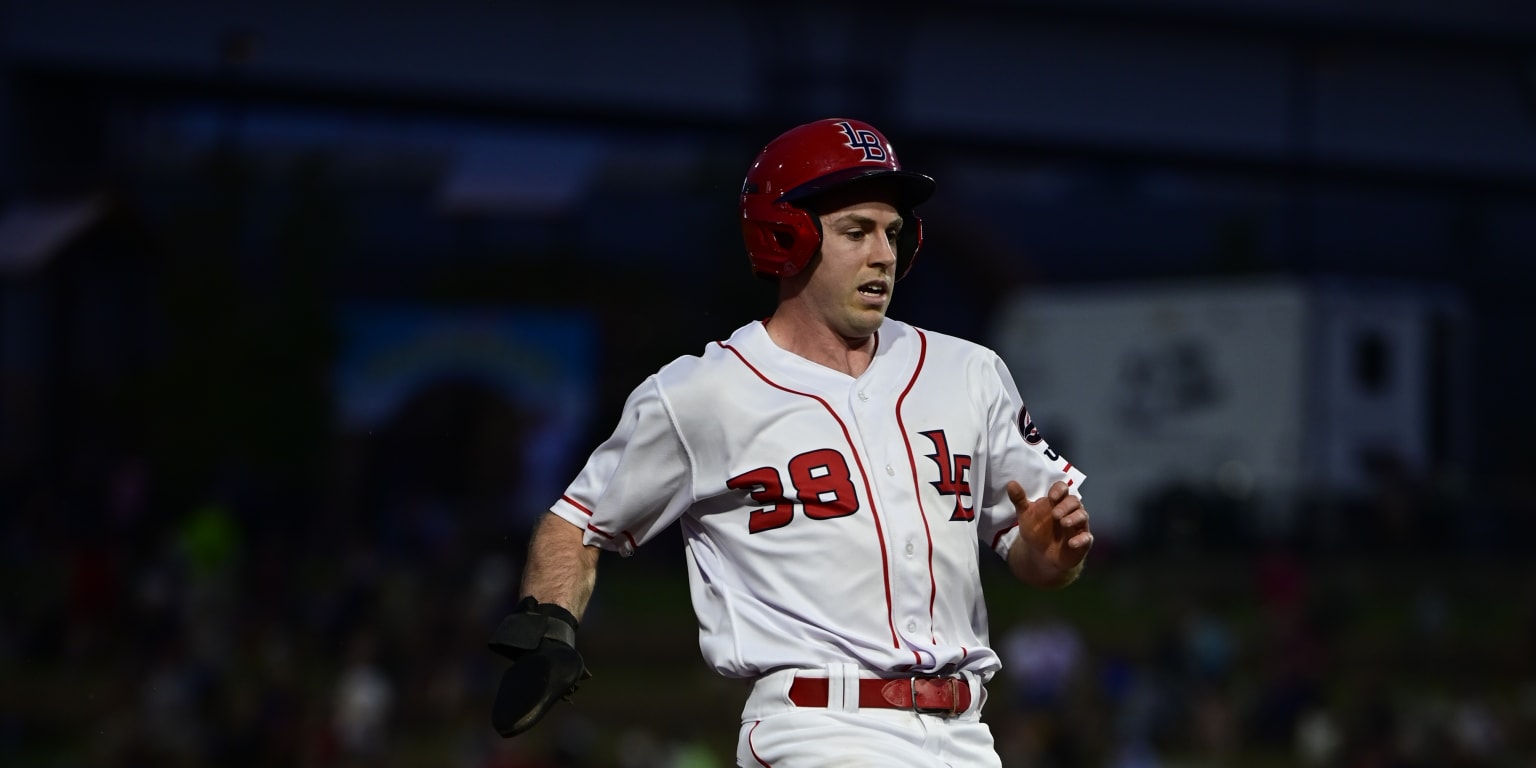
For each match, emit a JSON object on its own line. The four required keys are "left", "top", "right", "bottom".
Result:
{"left": 762, "top": 312, "right": 877, "bottom": 378}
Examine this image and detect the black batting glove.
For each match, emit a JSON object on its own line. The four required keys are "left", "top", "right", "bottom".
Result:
{"left": 488, "top": 597, "right": 592, "bottom": 737}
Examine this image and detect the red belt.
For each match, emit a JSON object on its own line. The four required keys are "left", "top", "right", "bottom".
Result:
{"left": 787, "top": 675, "right": 972, "bottom": 718}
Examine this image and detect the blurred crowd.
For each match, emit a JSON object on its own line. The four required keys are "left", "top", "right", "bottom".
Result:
{"left": 4, "top": 428, "right": 1535, "bottom": 768}
{"left": 994, "top": 550, "right": 1536, "bottom": 768}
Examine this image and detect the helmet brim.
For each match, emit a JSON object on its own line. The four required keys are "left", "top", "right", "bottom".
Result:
{"left": 780, "top": 168, "right": 936, "bottom": 211}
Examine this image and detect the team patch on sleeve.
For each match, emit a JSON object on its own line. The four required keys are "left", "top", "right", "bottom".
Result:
{"left": 1017, "top": 406, "right": 1087, "bottom": 489}
{"left": 1018, "top": 407, "right": 1044, "bottom": 445}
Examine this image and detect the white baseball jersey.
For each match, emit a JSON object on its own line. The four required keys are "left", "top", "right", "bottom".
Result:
{"left": 550, "top": 317, "right": 1085, "bottom": 682}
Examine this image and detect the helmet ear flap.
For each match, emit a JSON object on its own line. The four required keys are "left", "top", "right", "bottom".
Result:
{"left": 741, "top": 195, "right": 821, "bottom": 278}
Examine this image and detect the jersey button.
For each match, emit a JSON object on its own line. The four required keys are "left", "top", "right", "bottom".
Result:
{"left": 885, "top": 464, "right": 895, "bottom": 476}
{"left": 905, "top": 541, "right": 915, "bottom": 556}
{"left": 857, "top": 390, "right": 869, "bottom": 401}
{"left": 906, "top": 621, "right": 917, "bottom": 632}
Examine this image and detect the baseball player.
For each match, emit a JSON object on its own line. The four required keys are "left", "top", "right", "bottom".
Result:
{"left": 488, "top": 117, "right": 1093, "bottom": 767}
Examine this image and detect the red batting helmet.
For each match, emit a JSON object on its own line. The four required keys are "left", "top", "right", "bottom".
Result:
{"left": 740, "top": 118, "right": 935, "bottom": 280}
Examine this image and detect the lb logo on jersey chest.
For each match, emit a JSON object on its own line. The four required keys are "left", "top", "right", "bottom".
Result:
{"left": 919, "top": 429, "right": 974, "bottom": 522}
{"left": 836, "top": 121, "right": 887, "bottom": 162}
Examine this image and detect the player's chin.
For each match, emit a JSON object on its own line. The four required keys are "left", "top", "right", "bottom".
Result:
{"left": 844, "top": 307, "right": 888, "bottom": 336}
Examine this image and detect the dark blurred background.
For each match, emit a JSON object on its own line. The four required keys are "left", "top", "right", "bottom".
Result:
{"left": 2, "top": 1, "right": 1534, "bottom": 766}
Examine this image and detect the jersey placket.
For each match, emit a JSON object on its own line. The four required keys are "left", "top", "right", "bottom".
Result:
{"left": 848, "top": 372, "right": 936, "bottom": 668}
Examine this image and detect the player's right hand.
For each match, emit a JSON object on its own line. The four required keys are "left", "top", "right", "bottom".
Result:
{"left": 488, "top": 597, "right": 592, "bottom": 737}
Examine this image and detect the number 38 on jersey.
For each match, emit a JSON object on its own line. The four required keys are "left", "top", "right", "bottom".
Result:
{"left": 726, "top": 449, "right": 860, "bottom": 534}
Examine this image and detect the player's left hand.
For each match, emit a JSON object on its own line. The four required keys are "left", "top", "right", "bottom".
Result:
{"left": 1008, "top": 480, "right": 1093, "bottom": 584}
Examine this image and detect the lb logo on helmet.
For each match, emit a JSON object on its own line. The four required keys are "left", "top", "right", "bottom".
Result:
{"left": 739, "top": 117, "right": 935, "bottom": 280}
{"left": 836, "top": 121, "right": 888, "bottom": 163}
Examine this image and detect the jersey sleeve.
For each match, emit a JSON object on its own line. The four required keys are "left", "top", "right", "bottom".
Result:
{"left": 551, "top": 375, "right": 694, "bottom": 556}
{"left": 976, "top": 353, "right": 1087, "bottom": 559}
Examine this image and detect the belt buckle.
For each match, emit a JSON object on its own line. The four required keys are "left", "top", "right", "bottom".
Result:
{"left": 909, "top": 676, "right": 961, "bottom": 718}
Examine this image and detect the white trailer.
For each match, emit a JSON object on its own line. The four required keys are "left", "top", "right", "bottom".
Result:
{"left": 988, "top": 277, "right": 1469, "bottom": 545}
